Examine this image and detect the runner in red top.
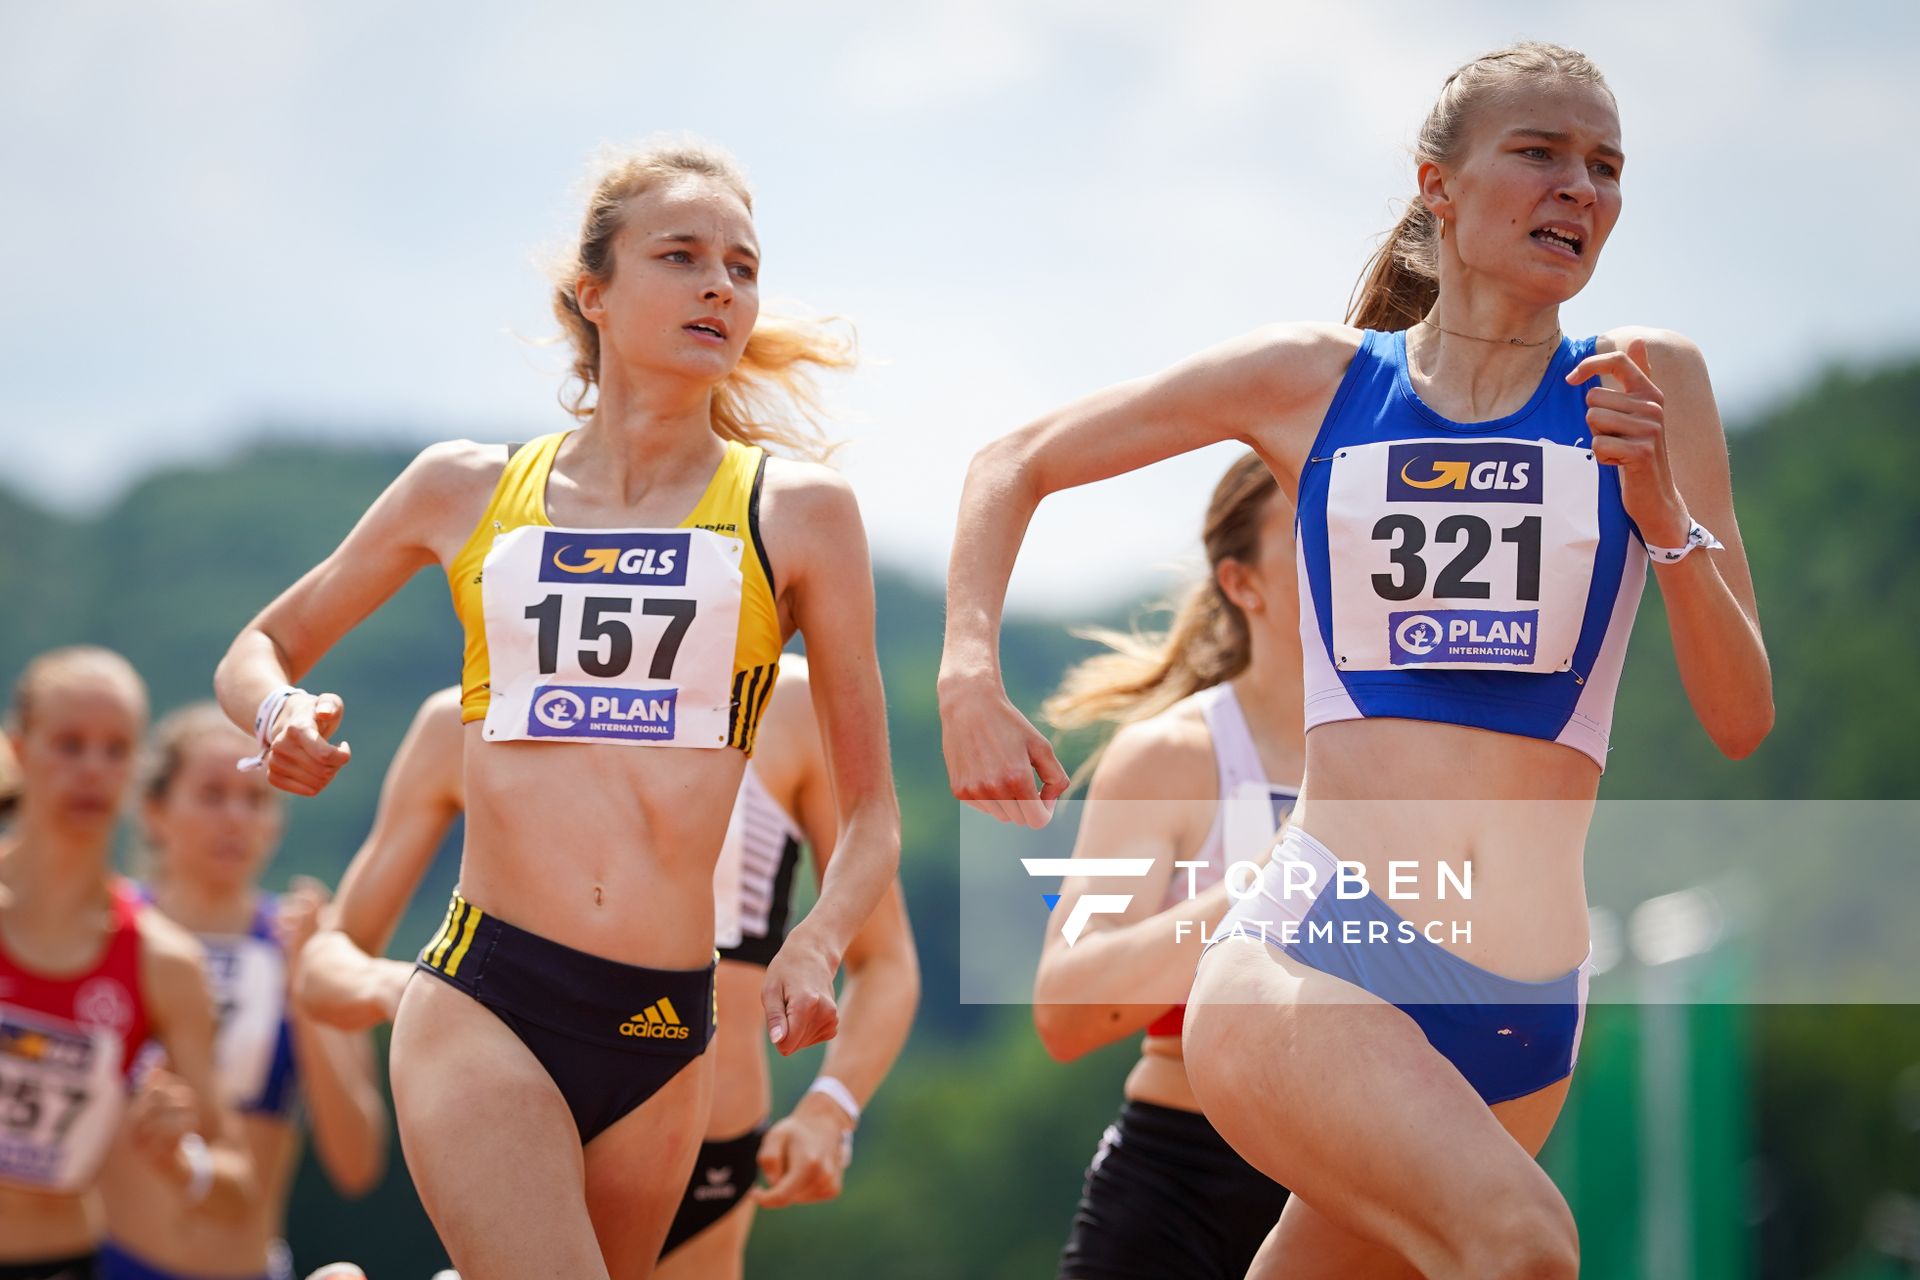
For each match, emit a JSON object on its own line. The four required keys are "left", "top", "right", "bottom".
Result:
{"left": 0, "top": 647, "right": 256, "bottom": 1279}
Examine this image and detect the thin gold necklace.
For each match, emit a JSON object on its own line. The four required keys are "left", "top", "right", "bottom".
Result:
{"left": 1415, "top": 317, "right": 1561, "bottom": 348}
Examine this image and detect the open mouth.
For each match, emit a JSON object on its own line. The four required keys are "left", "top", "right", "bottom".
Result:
{"left": 1530, "top": 227, "right": 1584, "bottom": 257}
{"left": 685, "top": 322, "right": 727, "bottom": 340}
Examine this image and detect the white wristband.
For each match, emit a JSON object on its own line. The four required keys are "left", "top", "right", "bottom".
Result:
{"left": 806, "top": 1075, "right": 861, "bottom": 1127}
{"left": 1645, "top": 519, "right": 1724, "bottom": 565}
{"left": 238, "top": 685, "right": 305, "bottom": 773}
{"left": 178, "top": 1131, "right": 213, "bottom": 1204}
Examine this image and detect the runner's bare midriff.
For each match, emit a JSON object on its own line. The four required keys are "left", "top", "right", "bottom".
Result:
{"left": 1292, "top": 717, "right": 1599, "bottom": 981}
{"left": 458, "top": 724, "right": 747, "bottom": 969}
{"left": 1126, "top": 1040, "right": 1203, "bottom": 1113}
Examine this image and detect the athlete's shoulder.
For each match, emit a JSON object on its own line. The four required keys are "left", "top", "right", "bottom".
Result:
{"left": 1087, "top": 698, "right": 1220, "bottom": 805}
{"left": 757, "top": 655, "right": 815, "bottom": 730}
{"left": 758, "top": 455, "right": 856, "bottom": 508}
{"left": 1591, "top": 327, "right": 1716, "bottom": 416}
{"left": 755, "top": 459, "right": 864, "bottom": 555}
{"left": 134, "top": 906, "right": 209, "bottom": 1004}
{"left": 414, "top": 685, "right": 466, "bottom": 733}
{"left": 401, "top": 438, "right": 512, "bottom": 501}
{"left": 397, "top": 686, "right": 466, "bottom": 809}
{"left": 1593, "top": 325, "right": 1704, "bottom": 362}
{"left": 1235, "top": 321, "right": 1367, "bottom": 387}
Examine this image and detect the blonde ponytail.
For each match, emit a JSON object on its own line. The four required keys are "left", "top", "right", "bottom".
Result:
{"left": 1045, "top": 453, "right": 1278, "bottom": 732}
{"left": 1346, "top": 42, "right": 1612, "bottom": 333}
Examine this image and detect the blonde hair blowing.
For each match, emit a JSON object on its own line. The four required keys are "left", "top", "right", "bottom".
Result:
{"left": 1347, "top": 42, "right": 1613, "bottom": 332}
{"left": 549, "top": 139, "right": 854, "bottom": 461}
{"left": 1046, "top": 453, "right": 1282, "bottom": 732}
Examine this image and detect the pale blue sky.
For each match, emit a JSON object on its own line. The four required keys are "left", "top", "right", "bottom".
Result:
{"left": 4, "top": 1, "right": 1914, "bottom": 605}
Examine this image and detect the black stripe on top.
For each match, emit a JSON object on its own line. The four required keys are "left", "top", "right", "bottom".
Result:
{"left": 728, "top": 661, "right": 780, "bottom": 753}
{"left": 744, "top": 662, "right": 779, "bottom": 755}
{"left": 728, "top": 670, "right": 747, "bottom": 747}
{"left": 747, "top": 450, "right": 776, "bottom": 596}
{"left": 733, "top": 664, "right": 767, "bottom": 751}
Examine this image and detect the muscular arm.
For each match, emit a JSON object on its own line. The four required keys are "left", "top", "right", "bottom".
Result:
{"left": 213, "top": 442, "right": 492, "bottom": 796}
{"left": 760, "top": 467, "right": 901, "bottom": 1054}
{"left": 787, "top": 680, "right": 918, "bottom": 1113}
{"left": 1595, "top": 330, "right": 1773, "bottom": 757}
{"left": 752, "top": 674, "right": 917, "bottom": 1208}
{"left": 288, "top": 1016, "right": 387, "bottom": 1197}
{"left": 296, "top": 687, "right": 465, "bottom": 1031}
{"left": 939, "top": 323, "right": 1356, "bottom": 824}
{"left": 271, "top": 877, "right": 388, "bottom": 1197}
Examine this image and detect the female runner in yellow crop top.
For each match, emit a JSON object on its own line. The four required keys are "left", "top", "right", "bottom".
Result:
{"left": 214, "top": 141, "right": 900, "bottom": 1280}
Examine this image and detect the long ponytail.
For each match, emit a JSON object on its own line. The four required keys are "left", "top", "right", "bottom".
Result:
{"left": 1045, "top": 453, "right": 1279, "bottom": 732}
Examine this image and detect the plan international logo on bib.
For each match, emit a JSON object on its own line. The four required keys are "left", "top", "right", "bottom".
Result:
{"left": 528, "top": 684, "right": 678, "bottom": 741}
{"left": 539, "top": 531, "right": 692, "bottom": 586}
{"left": 1389, "top": 609, "right": 1539, "bottom": 665}
{"left": 1386, "top": 441, "right": 1542, "bottom": 504}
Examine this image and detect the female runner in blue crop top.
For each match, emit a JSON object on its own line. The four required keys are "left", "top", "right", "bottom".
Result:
{"left": 938, "top": 42, "right": 1771, "bottom": 1280}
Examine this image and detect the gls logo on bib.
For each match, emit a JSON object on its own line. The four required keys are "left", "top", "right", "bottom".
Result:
{"left": 539, "top": 531, "right": 692, "bottom": 586}
{"left": 1386, "top": 442, "right": 1542, "bottom": 504}
{"left": 528, "top": 685, "right": 679, "bottom": 741}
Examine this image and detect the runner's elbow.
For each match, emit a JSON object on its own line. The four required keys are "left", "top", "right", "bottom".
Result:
{"left": 1032, "top": 1002, "right": 1095, "bottom": 1063}
{"left": 1711, "top": 694, "right": 1774, "bottom": 760}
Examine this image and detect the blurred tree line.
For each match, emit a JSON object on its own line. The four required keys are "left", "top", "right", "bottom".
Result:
{"left": 0, "top": 355, "right": 1914, "bottom": 1277}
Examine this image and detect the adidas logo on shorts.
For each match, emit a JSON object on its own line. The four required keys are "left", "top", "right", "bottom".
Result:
{"left": 693, "top": 1167, "right": 736, "bottom": 1201}
{"left": 619, "top": 998, "right": 691, "bottom": 1040}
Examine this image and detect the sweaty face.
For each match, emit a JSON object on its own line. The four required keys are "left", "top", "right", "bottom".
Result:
{"left": 1431, "top": 78, "right": 1624, "bottom": 305}
{"left": 18, "top": 683, "right": 144, "bottom": 836}
{"left": 145, "top": 733, "right": 282, "bottom": 892}
{"left": 579, "top": 177, "right": 762, "bottom": 390}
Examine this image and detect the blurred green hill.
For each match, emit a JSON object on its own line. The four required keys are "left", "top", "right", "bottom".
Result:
{"left": 0, "top": 355, "right": 1915, "bottom": 1277}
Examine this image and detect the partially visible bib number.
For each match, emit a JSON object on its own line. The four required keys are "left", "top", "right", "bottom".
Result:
{"left": 0, "top": 1005, "right": 124, "bottom": 1192}
{"left": 482, "top": 526, "right": 743, "bottom": 748}
{"left": 1326, "top": 437, "right": 1599, "bottom": 672}
{"left": 202, "top": 933, "right": 286, "bottom": 1110}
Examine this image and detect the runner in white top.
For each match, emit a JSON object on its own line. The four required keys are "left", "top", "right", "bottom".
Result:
{"left": 1034, "top": 455, "right": 1304, "bottom": 1280}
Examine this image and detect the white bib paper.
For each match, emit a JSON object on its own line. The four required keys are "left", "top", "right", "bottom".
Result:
{"left": 481, "top": 525, "right": 745, "bottom": 749}
{"left": 200, "top": 933, "right": 285, "bottom": 1110}
{"left": 0, "top": 1005, "right": 126, "bottom": 1192}
{"left": 1324, "top": 437, "right": 1599, "bottom": 673}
